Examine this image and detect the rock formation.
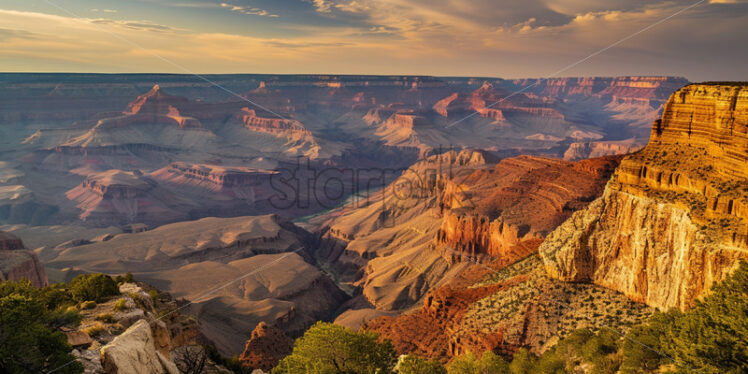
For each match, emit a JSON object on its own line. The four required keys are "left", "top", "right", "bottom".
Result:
{"left": 435, "top": 155, "right": 621, "bottom": 266}
{"left": 0, "top": 230, "right": 25, "bottom": 250}
{"left": 238, "top": 322, "right": 293, "bottom": 371}
{"left": 512, "top": 76, "right": 689, "bottom": 106}
{"left": 101, "top": 319, "right": 179, "bottom": 374}
{"left": 540, "top": 83, "right": 748, "bottom": 310}
{"left": 236, "top": 108, "right": 309, "bottom": 135}
{"left": 562, "top": 139, "right": 643, "bottom": 161}
{"left": 65, "top": 170, "right": 186, "bottom": 226}
{"left": 71, "top": 281, "right": 217, "bottom": 373}
{"left": 310, "top": 150, "right": 620, "bottom": 312}
{"left": 0, "top": 249, "right": 49, "bottom": 288}
{"left": 0, "top": 231, "right": 48, "bottom": 287}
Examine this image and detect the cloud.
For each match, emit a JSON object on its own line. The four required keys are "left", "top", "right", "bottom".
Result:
{"left": 89, "top": 19, "right": 177, "bottom": 33}
{"left": 91, "top": 9, "right": 118, "bottom": 13}
{"left": 1, "top": 2, "right": 747, "bottom": 80}
{"left": 309, "top": 0, "right": 334, "bottom": 13}
{"left": 219, "top": 3, "right": 279, "bottom": 17}
{"left": 335, "top": 1, "right": 371, "bottom": 13}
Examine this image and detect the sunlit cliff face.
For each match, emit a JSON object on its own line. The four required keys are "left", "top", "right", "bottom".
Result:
{"left": 0, "top": 1, "right": 747, "bottom": 79}
{"left": 540, "top": 84, "right": 748, "bottom": 311}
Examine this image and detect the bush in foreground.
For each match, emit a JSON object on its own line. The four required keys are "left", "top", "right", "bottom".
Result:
{"left": 398, "top": 355, "right": 446, "bottom": 374}
{"left": 0, "top": 281, "right": 83, "bottom": 374}
{"left": 447, "top": 351, "right": 509, "bottom": 374}
{"left": 273, "top": 322, "right": 397, "bottom": 374}
{"left": 69, "top": 273, "right": 119, "bottom": 303}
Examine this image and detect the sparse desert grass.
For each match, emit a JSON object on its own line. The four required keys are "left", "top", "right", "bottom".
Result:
{"left": 83, "top": 323, "right": 106, "bottom": 337}
{"left": 95, "top": 313, "right": 115, "bottom": 323}
{"left": 113, "top": 298, "right": 129, "bottom": 311}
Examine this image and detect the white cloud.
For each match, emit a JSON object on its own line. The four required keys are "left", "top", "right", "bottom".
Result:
{"left": 91, "top": 9, "right": 118, "bottom": 13}
{"left": 335, "top": 1, "right": 370, "bottom": 13}
{"left": 310, "top": 0, "right": 334, "bottom": 13}
{"left": 220, "top": 3, "right": 279, "bottom": 17}
{"left": 89, "top": 19, "right": 178, "bottom": 33}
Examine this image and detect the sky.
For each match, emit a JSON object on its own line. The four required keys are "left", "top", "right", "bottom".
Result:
{"left": 0, "top": 0, "right": 746, "bottom": 80}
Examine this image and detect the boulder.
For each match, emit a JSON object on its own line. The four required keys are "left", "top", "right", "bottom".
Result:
{"left": 66, "top": 331, "right": 94, "bottom": 348}
{"left": 100, "top": 319, "right": 178, "bottom": 374}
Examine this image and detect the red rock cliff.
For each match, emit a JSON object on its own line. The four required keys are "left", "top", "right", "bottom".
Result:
{"left": 540, "top": 83, "right": 748, "bottom": 310}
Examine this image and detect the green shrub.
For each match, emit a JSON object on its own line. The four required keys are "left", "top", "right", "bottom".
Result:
{"left": 448, "top": 351, "right": 509, "bottom": 374}
{"left": 40, "top": 283, "right": 75, "bottom": 310}
{"left": 47, "top": 307, "right": 83, "bottom": 329}
{"left": 79, "top": 300, "right": 96, "bottom": 310}
{"left": 0, "top": 293, "right": 83, "bottom": 373}
{"left": 508, "top": 349, "right": 535, "bottom": 374}
{"left": 398, "top": 355, "right": 446, "bottom": 374}
{"left": 113, "top": 298, "right": 129, "bottom": 311}
{"left": 69, "top": 274, "right": 119, "bottom": 303}
{"left": 273, "top": 322, "right": 397, "bottom": 374}
{"left": 115, "top": 272, "right": 134, "bottom": 284}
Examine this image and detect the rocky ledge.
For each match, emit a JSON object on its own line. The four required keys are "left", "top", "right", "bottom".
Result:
{"left": 72, "top": 282, "right": 229, "bottom": 374}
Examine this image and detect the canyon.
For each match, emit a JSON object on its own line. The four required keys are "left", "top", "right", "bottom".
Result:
{"left": 0, "top": 74, "right": 684, "bottom": 229}
{"left": 6, "top": 74, "right": 727, "bottom": 371}
{"left": 351, "top": 83, "right": 748, "bottom": 364}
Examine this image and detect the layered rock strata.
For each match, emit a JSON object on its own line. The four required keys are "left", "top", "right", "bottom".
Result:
{"left": 540, "top": 84, "right": 748, "bottom": 310}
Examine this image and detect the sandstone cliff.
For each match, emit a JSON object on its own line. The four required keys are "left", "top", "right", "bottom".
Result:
{"left": 435, "top": 155, "right": 621, "bottom": 266}
{"left": 540, "top": 83, "right": 748, "bottom": 310}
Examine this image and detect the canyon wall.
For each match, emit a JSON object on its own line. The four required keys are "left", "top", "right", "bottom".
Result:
{"left": 512, "top": 76, "right": 689, "bottom": 105}
{"left": 540, "top": 84, "right": 748, "bottom": 310}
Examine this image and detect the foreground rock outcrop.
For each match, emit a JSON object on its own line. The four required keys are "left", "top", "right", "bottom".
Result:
{"left": 540, "top": 83, "right": 748, "bottom": 310}
{"left": 238, "top": 322, "right": 293, "bottom": 371}
{"left": 101, "top": 319, "right": 178, "bottom": 374}
{"left": 0, "top": 231, "right": 48, "bottom": 287}
{"left": 71, "top": 281, "right": 230, "bottom": 374}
